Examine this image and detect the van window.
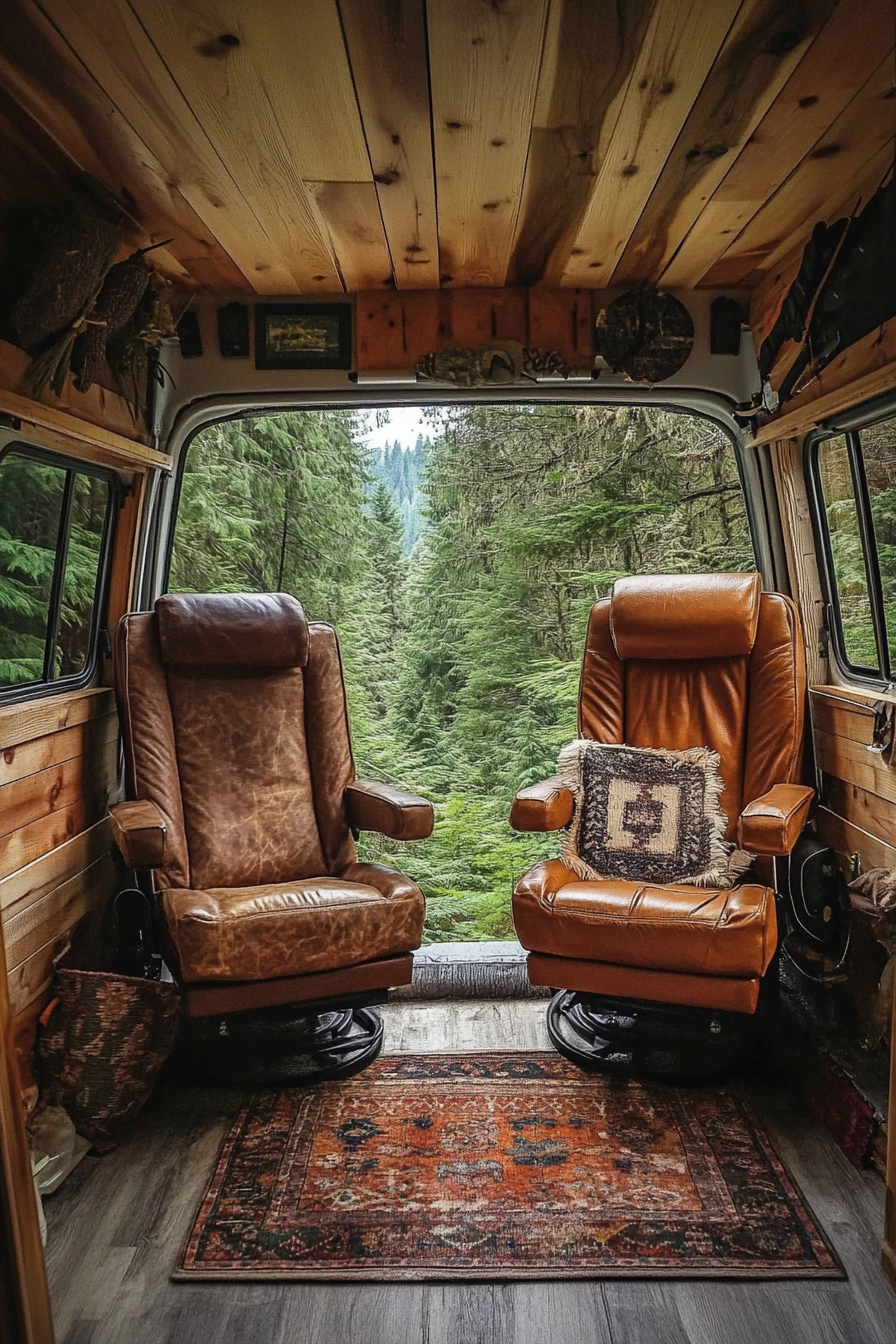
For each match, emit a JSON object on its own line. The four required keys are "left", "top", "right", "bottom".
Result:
{"left": 0, "top": 448, "right": 115, "bottom": 694}
{"left": 814, "top": 412, "right": 896, "bottom": 681}
{"left": 169, "top": 404, "right": 754, "bottom": 941}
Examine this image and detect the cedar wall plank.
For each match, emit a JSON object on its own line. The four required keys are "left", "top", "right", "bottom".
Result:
{"left": 0, "top": 712, "right": 118, "bottom": 790}
{"left": 3, "top": 853, "right": 117, "bottom": 972}
{"left": 0, "top": 820, "right": 112, "bottom": 916}
{"left": 661, "top": 0, "right": 896, "bottom": 288}
{"left": 0, "top": 739, "right": 119, "bottom": 842}
{"left": 338, "top": 0, "right": 440, "bottom": 289}
{"left": 561, "top": 0, "right": 739, "bottom": 287}
{"left": 428, "top": 0, "right": 550, "bottom": 286}
{"left": 817, "top": 807, "right": 896, "bottom": 873}
{"left": 815, "top": 731, "right": 896, "bottom": 807}
{"left": 823, "top": 774, "right": 896, "bottom": 846}
{"left": 1, "top": 789, "right": 117, "bottom": 881}
{"left": 0, "top": 686, "right": 115, "bottom": 754}
{"left": 0, "top": 344, "right": 154, "bottom": 454}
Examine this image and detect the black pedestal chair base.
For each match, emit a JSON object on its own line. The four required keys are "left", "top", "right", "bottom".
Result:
{"left": 183, "top": 991, "right": 386, "bottom": 1086}
{"left": 546, "top": 990, "right": 758, "bottom": 1079}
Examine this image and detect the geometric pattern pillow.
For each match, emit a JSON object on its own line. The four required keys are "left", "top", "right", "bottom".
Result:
{"left": 556, "top": 740, "right": 752, "bottom": 889}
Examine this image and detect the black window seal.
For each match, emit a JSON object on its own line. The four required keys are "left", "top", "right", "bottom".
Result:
{"left": 807, "top": 413, "right": 894, "bottom": 690}
{"left": 0, "top": 442, "right": 119, "bottom": 706}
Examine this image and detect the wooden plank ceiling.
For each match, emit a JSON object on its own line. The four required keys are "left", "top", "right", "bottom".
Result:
{"left": 0, "top": 0, "right": 892, "bottom": 300}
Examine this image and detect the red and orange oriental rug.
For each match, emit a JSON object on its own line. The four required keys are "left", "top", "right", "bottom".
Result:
{"left": 176, "top": 1054, "right": 843, "bottom": 1280}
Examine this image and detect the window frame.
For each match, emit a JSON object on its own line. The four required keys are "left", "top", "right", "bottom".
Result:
{"left": 808, "top": 396, "right": 896, "bottom": 688}
{"left": 0, "top": 442, "right": 119, "bottom": 705}
{"left": 157, "top": 397, "right": 766, "bottom": 601}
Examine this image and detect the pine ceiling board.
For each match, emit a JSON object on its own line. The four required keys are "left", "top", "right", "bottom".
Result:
{"left": 126, "top": 0, "right": 347, "bottom": 293}
{"left": 660, "top": 0, "right": 895, "bottom": 289}
{"left": 0, "top": 1, "right": 249, "bottom": 292}
{"left": 510, "top": 0, "right": 655, "bottom": 287}
{"left": 560, "top": 0, "right": 742, "bottom": 288}
{"left": 338, "top": 0, "right": 440, "bottom": 290}
{"left": 0, "top": 56, "right": 191, "bottom": 288}
{"left": 749, "top": 141, "right": 894, "bottom": 342}
{"left": 427, "top": 0, "right": 551, "bottom": 287}
{"left": 311, "top": 182, "right": 394, "bottom": 292}
{"left": 698, "top": 53, "right": 896, "bottom": 288}
{"left": 610, "top": 0, "right": 839, "bottom": 289}
{"left": 35, "top": 0, "right": 309, "bottom": 293}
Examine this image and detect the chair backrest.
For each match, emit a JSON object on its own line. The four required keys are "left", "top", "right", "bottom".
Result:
{"left": 114, "top": 593, "right": 356, "bottom": 890}
{"left": 578, "top": 573, "right": 807, "bottom": 836}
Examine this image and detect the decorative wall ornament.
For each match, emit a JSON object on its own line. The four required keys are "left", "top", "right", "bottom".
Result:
{"left": 416, "top": 340, "right": 571, "bottom": 387}
{"left": 594, "top": 289, "right": 694, "bottom": 385}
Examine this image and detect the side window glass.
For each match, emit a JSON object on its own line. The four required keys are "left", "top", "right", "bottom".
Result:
{"left": 0, "top": 448, "right": 113, "bottom": 694}
{"left": 816, "top": 435, "right": 878, "bottom": 671}
{"left": 857, "top": 414, "right": 896, "bottom": 673}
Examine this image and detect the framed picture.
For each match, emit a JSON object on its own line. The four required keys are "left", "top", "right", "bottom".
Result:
{"left": 254, "top": 303, "right": 353, "bottom": 370}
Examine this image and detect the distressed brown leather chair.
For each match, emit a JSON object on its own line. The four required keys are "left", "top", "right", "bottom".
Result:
{"left": 109, "top": 592, "right": 432, "bottom": 1081}
{"left": 510, "top": 573, "right": 812, "bottom": 1076}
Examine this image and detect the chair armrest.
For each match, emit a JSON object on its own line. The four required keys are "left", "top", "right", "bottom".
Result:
{"left": 344, "top": 780, "right": 434, "bottom": 841}
{"left": 510, "top": 776, "right": 575, "bottom": 832}
{"left": 737, "top": 785, "right": 814, "bottom": 856}
{"left": 110, "top": 800, "right": 167, "bottom": 868}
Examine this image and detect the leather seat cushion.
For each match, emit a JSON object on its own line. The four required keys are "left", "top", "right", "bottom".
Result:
{"left": 162, "top": 861, "right": 424, "bottom": 983}
{"left": 513, "top": 859, "right": 776, "bottom": 979}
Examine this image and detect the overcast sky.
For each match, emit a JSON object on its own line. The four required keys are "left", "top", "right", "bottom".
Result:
{"left": 357, "top": 406, "right": 442, "bottom": 452}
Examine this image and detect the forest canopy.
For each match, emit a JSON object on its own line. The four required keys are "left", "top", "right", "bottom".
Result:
{"left": 168, "top": 403, "right": 755, "bottom": 942}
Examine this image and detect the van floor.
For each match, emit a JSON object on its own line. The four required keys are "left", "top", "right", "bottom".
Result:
{"left": 44, "top": 999, "right": 894, "bottom": 1344}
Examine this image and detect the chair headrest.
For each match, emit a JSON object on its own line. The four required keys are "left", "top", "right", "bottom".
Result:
{"left": 156, "top": 593, "right": 309, "bottom": 667}
{"left": 609, "top": 573, "right": 762, "bottom": 660}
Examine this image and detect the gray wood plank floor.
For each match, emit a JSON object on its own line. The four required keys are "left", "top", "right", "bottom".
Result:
{"left": 42, "top": 1000, "right": 896, "bottom": 1344}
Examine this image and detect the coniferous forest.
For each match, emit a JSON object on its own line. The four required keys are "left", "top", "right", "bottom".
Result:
{"left": 167, "top": 403, "right": 755, "bottom": 942}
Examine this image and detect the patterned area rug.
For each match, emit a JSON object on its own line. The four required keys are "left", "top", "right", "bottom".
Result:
{"left": 176, "top": 1054, "right": 843, "bottom": 1280}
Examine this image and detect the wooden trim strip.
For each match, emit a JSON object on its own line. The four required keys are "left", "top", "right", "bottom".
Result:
{"left": 0, "top": 387, "right": 171, "bottom": 472}
{"left": 749, "top": 338, "right": 896, "bottom": 448}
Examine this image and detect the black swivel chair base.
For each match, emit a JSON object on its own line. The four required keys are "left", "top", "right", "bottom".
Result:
{"left": 546, "top": 990, "right": 758, "bottom": 1079}
{"left": 183, "top": 992, "right": 386, "bottom": 1086}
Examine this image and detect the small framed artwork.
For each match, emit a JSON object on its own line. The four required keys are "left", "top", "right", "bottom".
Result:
{"left": 255, "top": 303, "right": 353, "bottom": 370}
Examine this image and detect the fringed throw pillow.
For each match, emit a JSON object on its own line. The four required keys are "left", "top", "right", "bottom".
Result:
{"left": 556, "top": 740, "right": 753, "bottom": 889}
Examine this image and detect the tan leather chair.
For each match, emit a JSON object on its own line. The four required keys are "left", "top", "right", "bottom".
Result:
{"left": 510, "top": 573, "right": 813, "bottom": 1076}
{"left": 109, "top": 592, "right": 432, "bottom": 1081}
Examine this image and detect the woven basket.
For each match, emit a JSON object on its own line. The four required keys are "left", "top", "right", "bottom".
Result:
{"left": 37, "top": 964, "right": 180, "bottom": 1151}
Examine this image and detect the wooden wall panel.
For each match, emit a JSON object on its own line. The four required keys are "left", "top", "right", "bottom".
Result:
{"left": 338, "top": 0, "right": 440, "bottom": 289}
{"left": 1, "top": 689, "right": 121, "bottom": 1028}
{"left": 810, "top": 687, "right": 896, "bottom": 875}
{"left": 560, "top": 0, "right": 740, "bottom": 287}
{"left": 428, "top": 0, "right": 550, "bottom": 286}
{"left": 354, "top": 285, "right": 594, "bottom": 371}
